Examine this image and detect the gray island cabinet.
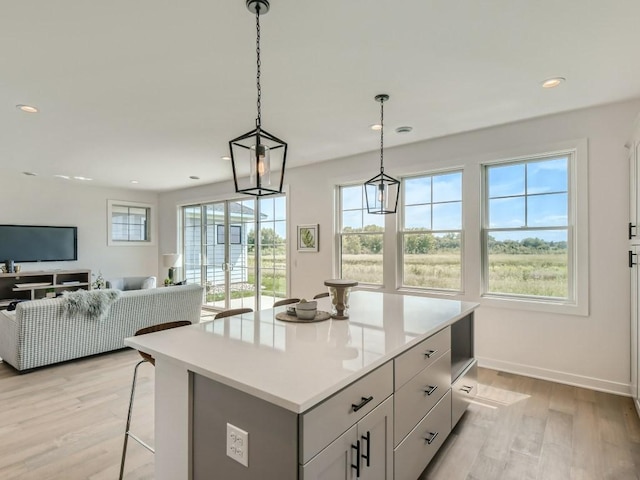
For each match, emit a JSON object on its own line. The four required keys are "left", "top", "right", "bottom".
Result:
{"left": 125, "top": 291, "right": 478, "bottom": 480}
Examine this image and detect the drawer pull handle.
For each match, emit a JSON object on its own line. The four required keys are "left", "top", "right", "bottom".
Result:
{"left": 424, "top": 385, "right": 438, "bottom": 396}
{"left": 424, "top": 349, "right": 438, "bottom": 358}
{"left": 351, "top": 440, "right": 361, "bottom": 477}
{"left": 425, "top": 431, "right": 439, "bottom": 445}
{"left": 352, "top": 396, "right": 373, "bottom": 412}
{"left": 361, "top": 431, "right": 371, "bottom": 467}
{"left": 631, "top": 222, "right": 637, "bottom": 239}
{"left": 461, "top": 385, "right": 474, "bottom": 393}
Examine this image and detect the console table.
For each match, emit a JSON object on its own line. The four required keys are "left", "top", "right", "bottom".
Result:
{"left": 125, "top": 291, "right": 478, "bottom": 479}
{"left": 0, "top": 269, "right": 91, "bottom": 308}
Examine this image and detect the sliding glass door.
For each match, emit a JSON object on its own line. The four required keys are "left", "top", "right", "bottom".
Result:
{"left": 182, "top": 195, "right": 287, "bottom": 311}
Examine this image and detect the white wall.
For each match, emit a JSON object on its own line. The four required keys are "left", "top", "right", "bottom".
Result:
{"left": 158, "top": 99, "right": 640, "bottom": 395}
{"left": 0, "top": 175, "right": 159, "bottom": 281}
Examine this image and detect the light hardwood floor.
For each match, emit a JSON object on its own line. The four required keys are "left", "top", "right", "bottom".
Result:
{"left": 422, "top": 369, "right": 640, "bottom": 480}
{"left": 1, "top": 339, "right": 639, "bottom": 479}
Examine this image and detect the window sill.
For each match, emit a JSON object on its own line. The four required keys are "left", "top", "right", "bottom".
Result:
{"left": 480, "top": 294, "right": 588, "bottom": 316}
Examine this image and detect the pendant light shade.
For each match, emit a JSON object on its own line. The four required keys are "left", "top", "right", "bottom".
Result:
{"left": 229, "top": 0, "right": 287, "bottom": 197}
{"left": 364, "top": 94, "right": 400, "bottom": 214}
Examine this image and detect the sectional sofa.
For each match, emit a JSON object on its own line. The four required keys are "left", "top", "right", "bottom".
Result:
{"left": 0, "top": 284, "right": 203, "bottom": 372}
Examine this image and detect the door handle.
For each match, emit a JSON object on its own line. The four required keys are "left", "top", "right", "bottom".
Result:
{"left": 361, "top": 431, "right": 371, "bottom": 467}
{"left": 630, "top": 251, "right": 637, "bottom": 268}
{"left": 351, "top": 440, "right": 361, "bottom": 477}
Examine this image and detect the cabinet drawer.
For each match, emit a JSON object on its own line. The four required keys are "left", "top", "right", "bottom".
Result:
{"left": 300, "top": 362, "right": 393, "bottom": 464}
{"left": 394, "top": 390, "right": 451, "bottom": 480}
{"left": 394, "top": 350, "right": 451, "bottom": 446}
{"left": 394, "top": 327, "right": 451, "bottom": 390}
{"left": 451, "top": 359, "right": 477, "bottom": 427}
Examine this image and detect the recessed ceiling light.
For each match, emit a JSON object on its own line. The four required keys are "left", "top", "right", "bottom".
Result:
{"left": 370, "top": 124, "right": 383, "bottom": 131}
{"left": 22, "top": 171, "right": 37, "bottom": 176}
{"left": 130, "top": 180, "right": 139, "bottom": 184}
{"left": 395, "top": 126, "right": 413, "bottom": 134}
{"left": 541, "top": 77, "right": 565, "bottom": 89}
{"left": 221, "top": 156, "right": 231, "bottom": 161}
{"left": 190, "top": 175, "right": 200, "bottom": 180}
{"left": 54, "top": 174, "right": 70, "bottom": 179}
{"left": 73, "top": 176, "right": 93, "bottom": 181}
{"left": 16, "top": 104, "right": 39, "bottom": 113}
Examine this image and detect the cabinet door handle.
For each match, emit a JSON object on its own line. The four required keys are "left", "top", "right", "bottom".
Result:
{"left": 352, "top": 396, "right": 373, "bottom": 412}
{"left": 361, "top": 431, "right": 371, "bottom": 467}
{"left": 424, "top": 349, "right": 438, "bottom": 359}
{"left": 630, "top": 251, "right": 638, "bottom": 268}
{"left": 630, "top": 222, "right": 637, "bottom": 239}
{"left": 351, "top": 440, "right": 361, "bottom": 477}
{"left": 461, "top": 385, "right": 474, "bottom": 394}
{"left": 425, "top": 431, "right": 439, "bottom": 445}
{"left": 424, "top": 385, "right": 438, "bottom": 396}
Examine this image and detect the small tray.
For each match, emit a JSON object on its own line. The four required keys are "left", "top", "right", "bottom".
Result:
{"left": 14, "top": 282, "right": 52, "bottom": 288}
{"left": 275, "top": 310, "right": 332, "bottom": 323}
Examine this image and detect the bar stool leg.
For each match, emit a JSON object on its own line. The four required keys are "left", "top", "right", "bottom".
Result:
{"left": 119, "top": 359, "right": 147, "bottom": 480}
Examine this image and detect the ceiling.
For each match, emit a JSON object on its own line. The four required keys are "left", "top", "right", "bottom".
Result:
{"left": 2, "top": 0, "right": 640, "bottom": 192}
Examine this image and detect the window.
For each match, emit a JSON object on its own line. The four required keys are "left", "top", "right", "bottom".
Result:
{"left": 217, "top": 225, "right": 242, "bottom": 245}
{"left": 258, "top": 196, "right": 288, "bottom": 302}
{"left": 483, "top": 154, "right": 572, "bottom": 300}
{"left": 401, "top": 171, "right": 463, "bottom": 291}
{"left": 181, "top": 195, "right": 288, "bottom": 310}
{"left": 108, "top": 200, "right": 153, "bottom": 245}
{"left": 338, "top": 185, "right": 384, "bottom": 285}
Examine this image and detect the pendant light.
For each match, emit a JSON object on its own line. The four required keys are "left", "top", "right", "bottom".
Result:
{"left": 364, "top": 94, "right": 400, "bottom": 214}
{"left": 229, "top": 0, "right": 287, "bottom": 197}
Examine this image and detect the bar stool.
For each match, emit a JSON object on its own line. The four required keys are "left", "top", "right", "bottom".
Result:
{"left": 119, "top": 320, "right": 192, "bottom": 480}
{"left": 273, "top": 298, "right": 300, "bottom": 307}
{"left": 214, "top": 307, "right": 253, "bottom": 319}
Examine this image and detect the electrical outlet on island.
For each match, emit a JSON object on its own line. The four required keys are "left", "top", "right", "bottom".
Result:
{"left": 226, "top": 423, "right": 249, "bottom": 467}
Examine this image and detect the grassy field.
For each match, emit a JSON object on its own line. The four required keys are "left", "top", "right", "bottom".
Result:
{"left": 207, "top": 250, "right": 568, "bottom": 302}
{"left": 344, "top": 252, "right": 568, "bottom": 297}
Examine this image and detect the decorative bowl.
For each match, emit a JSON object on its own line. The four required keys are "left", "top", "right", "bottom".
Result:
{"left": 295, "top": 300, "right": 317, "bottom": 320}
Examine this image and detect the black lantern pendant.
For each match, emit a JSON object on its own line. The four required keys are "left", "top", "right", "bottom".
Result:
{"left": 364, "top": 94, "right": 400, "bottom": 214}
{"left": 229, "top": 0, "right": 287, "bottom": 197}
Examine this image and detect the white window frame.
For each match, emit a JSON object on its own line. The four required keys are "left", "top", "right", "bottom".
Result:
{"left": 107, "top": 199, "right": 155, "bottom": 246}
{"left": 480, "top": 139, "right": 589, "bottom": 316}
{"left": 398, "top": 169, "right": 464, "bottom": 294}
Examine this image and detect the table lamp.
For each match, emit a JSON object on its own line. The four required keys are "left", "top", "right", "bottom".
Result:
{"left": 162, "top": 253, "right": 182, "bottom": 283}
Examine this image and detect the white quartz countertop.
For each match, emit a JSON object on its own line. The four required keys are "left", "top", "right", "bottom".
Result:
{"left": 125, "top": 291, "right": 478, "bottom": 413}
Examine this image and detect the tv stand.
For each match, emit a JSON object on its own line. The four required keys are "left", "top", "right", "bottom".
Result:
{"left": 0, "top": 269, "right": 91, "bottom": 308}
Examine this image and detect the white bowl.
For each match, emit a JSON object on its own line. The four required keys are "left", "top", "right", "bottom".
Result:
{"left": 296, "top": 301, "right": 317, "bottom": 310}
{"left": 295, "top": 301, "right": 317, "bottom": 319}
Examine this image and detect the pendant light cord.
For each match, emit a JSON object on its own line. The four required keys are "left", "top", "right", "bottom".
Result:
{"left": 255, "top": 6, "right": 262, "bottom": 129}
{"left": 379, "top": 97, "right": 384, "bottom": 173}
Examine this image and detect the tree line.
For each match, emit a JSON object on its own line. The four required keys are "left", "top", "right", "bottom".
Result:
{"left": 247, "top": 226, "right": 567, "bottom": 255}
{"left": 342, "top": 226, "right": 567, "bottom": 255}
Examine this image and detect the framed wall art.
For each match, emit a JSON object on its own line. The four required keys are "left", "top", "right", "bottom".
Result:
{"left": 297, "top": 224, "right": 319, "bottom": 252}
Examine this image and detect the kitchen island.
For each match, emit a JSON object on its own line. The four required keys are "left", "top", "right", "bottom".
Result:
{"left": 125, "top": 291, "right": 478, "bottom": 479}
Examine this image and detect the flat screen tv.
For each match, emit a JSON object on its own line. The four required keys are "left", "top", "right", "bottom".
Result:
{"left": 0, "top": 225, "right": 78, "bottom": 263}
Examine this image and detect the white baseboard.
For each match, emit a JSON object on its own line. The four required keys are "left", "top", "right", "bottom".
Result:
{"left": 635, "top": 398, "right": 640, "bottom": 418}
{"left": 476, "top": 356, "right": 631, "bottom": 397}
